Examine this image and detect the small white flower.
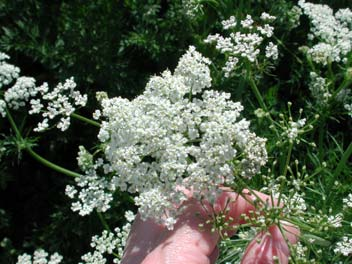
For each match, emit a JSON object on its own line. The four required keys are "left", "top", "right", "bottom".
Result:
{"left": 205, "top": 12, "right": 277, "bottom": 77}
{"left": 334, "top": 236, "right": 352, "bottom": 256}
{"left": 265, "top": 42, "right": 278, "bottom": 60}
{"left": 260, "top": 12, "right": 276, "bottom": 21}
{"left": 241, "top": 15, "right": 254, "bottom": 29}
{"left": 222, "top": 16, "right": 237, "bottom": 30}
{"left": 299, "top": 0, "right": 352, "bottom": 65}
{"left": 343, "top": 193, "right": 352, "bottom": 209}
{"left": 16, "top": 250, "right": 63, "bottom": 264}
{"left": 0, "top": 100, "right": 6, "bottom": 117}
{"left": 327, "top": 213, "right": 343, "bottom": 228}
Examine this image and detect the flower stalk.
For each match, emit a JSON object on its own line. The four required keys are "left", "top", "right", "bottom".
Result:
{"left": 71, "top": 112, "right": 101, "bottom": 127}
{"left": 6, "top": 108, "right": 81, "bottom": 178}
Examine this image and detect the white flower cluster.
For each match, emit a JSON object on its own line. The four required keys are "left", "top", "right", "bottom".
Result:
{"left": 30, "top": 78, "right": 87, "bottom": 132}
{"left": 80, "top": 211, "right": 135, "bottom": 264}
{"left": 5, "top": 77, "right": 37, "bottom": 110}
{"left": 205, "top": 13, "right": 278, "bottom": 77}
{"left": 298, "top": 0, "right": 352, "bottom": 65}
{"left": 343, "top": 193, "right": 352, "bottom": 209}
{"left": 0, "top": 52, "right": 19, "bottom": 88}
{"left": 0, "top": 99, "right": 6, "bottom": 117}
{"left": 345, "top": 103, "right": 352, "bottom": 117}
{"left": 0, "top": 52, "right": 87, "bottom": 131}
{"left": 334, "top": 236, "right": 352, "bottom": 256}
{"left": 327, "top": 213, "right": 343, "bottom": 228}
{"left": 282, "top": 192, "right": 307, "bottom": 215}
{"left": 182, "top": 0, "right": 203, "bottom": 19}
{"left": 67, "top": 46, "right": 267, "bottom": 228}
{"left": 66, "top": 155, "right": 113, "bottom": 216}
{"left": 4, "top": 77, "right": 38, "bottom": 110}
{"left": 285, "top": 118, "right": 306, "bottom": 141}
{"left": 287, "top": 6, "right": 302, "bottom": 29}
{"left": 0, "top": 52, "right": 20, "bottom": 117}
{"left": 309, "top": 72, "right": 331, "bottom": 106}
{"left": 17, "top": 249, "right": 63, "bottom": 264}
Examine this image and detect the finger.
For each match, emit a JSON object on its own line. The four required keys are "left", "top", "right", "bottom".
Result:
{"left": 209, "top": 246, "right": 219, "bottom": 264}
{"left": 141, "top": 199, "right": 220, "bottom": 264}
{"left": 241, "top": 230, "right": 279, "bottom": 264}
{"left": 214, "top": 190, "right": 300, "bottom": 264}
{"left": 241, "top": 223, "right": 299, "bottom": 264}
{"left": 214, "top": 189, "right": 282, "bottom": 225}
{"left": 270, "top": 222, "right": 300, "bottom": 256}
{"left": 122, "top": 214, "right": 165, "bottom": 264}
{"left": 280, "top": 221, "right": 300, "bottom": 244}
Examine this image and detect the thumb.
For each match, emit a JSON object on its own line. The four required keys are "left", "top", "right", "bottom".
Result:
{"left": 142, "top": 199, "right": 220, "bottom": 264}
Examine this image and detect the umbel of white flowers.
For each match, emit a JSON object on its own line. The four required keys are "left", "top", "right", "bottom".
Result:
{"left": 0, "top": 52, "right": 87, "bottom": 131}
{"left": 67, "top": 46, "right": 267, "bottom": 229}
{"left": 298, "top": 0, "right": 352, "bottom": 65}
{"left": 204, "top": 12, "right": 278, "bottom": 77}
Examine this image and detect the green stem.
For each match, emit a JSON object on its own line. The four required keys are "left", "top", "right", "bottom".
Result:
{"left": 6, "top": 108, "right": 81, "bottom": 178}
{"left": 327, "top": 61, "right": 335, "bottom": 90}
{"left": 5, "top": 108, "right": 22, "bottom": 140}
{"left": 278, "top": 142, "right": 293, "bottom": 206}
{"left": 318, "top": 120, "right": 325, "bottom": 160}
{"left": 333, "top": 141, "right": 352, "bottom": 178}
{"left": 245, "top": 66, "right": 279, "bottom": 137}
{"left": 26, "top": 147, "right": 81, "bottom": 178}
{"left": 71, "top": 113, "right": 100, "bottom": 127}
{"left": 247, "top": 73, "right": 268, "bottom": 112}
{"left": 282, "top": 142, "right": 293, "bottom": 178}
{"left": 331, "top": 77, "right": 351, "bottom": 100}
{"left": 97, "top": 211, "right": 111, "bottom": 232}
{"left": 273, "top": 36, "right": 303, "bottom": 65}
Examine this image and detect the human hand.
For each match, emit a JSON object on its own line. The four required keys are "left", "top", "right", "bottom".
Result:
{"left": 121, "top": 190, "right": 299, "bottom": 264}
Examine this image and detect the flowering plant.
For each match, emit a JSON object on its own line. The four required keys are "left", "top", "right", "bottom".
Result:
{"left": 67, "top": 46, "right": 267, "bottom": 229}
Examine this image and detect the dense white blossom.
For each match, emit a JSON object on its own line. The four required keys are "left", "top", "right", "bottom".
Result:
{"left": 223, "top": 57, "right": 239, "bottom": 78}
{"left": 66, "top": 150, "right": 113, "bottom": 216}
{"left": 173, "top": 46, "right": 211, "bottom": 94}
{"left": 79, "top": 211, "right": 135, "bottom": 264}
{"left": 67, "top": 167, "right": 113, "bottom": 216}
{"left": 5, "top": 77, "right": 37, "bottom": 110}
{"left": 205, "top": 13, "right": 278, "bottom": 77}
{"left": 334, "top": 236, "right": 352, "bottom": 256}
{"left": 343, "top": 193, "right": 352, "bottom": 209}
{"left": 0, "top": 99, "right": 6, "bottom": 117}
{"left": 0, "top": 52, "right": 87, "bottom": 131}
{"left": 222, "top": 16, "right": 237, "bottom": 30}
{"left": 285, "top": 118, "right": 306, "bottom": 141}
{"left": 282, "top": 192, "right": 307, "bottom": 215}
{"left": 182, "top": 0, "right": 203, "bottom": 19}
{"left": 34, "top": 77, "right": 88, "bottom": 132}
{"left": 260, "top": 12, "right": 276, "bottom": 22}
{"left": 67, "top": 46, "right": 267, "bottom": 228}
{"left": 298, "top": 0, "right": 352, "bottom": 65}
{"left": 16, "top": 250, "right": 63, "bottom": 264}
{"left": 335, "top": 8, "right": 352, "bottom": 27}
{"left": 0, "top": 52, "right": 20, "bottom": 88}
{"left": 287, "top": 6, "right": 302, "bottom": 28}
{"left": 241, "top": 15, "right": 254, "bottom": 29}
{"left": 327, "top": 213, "right": 343, "bottom": 228}
{"left": 265, "top": 42, "right": 278, "bottom": 60}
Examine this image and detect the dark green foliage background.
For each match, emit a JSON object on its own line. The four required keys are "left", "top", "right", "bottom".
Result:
{"left": 0, "top": 0, "right": 351, "bottom": 263}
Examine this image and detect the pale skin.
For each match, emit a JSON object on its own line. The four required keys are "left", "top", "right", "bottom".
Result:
{"left": 121, "top": 190, "right": 299, "bottom": 264}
